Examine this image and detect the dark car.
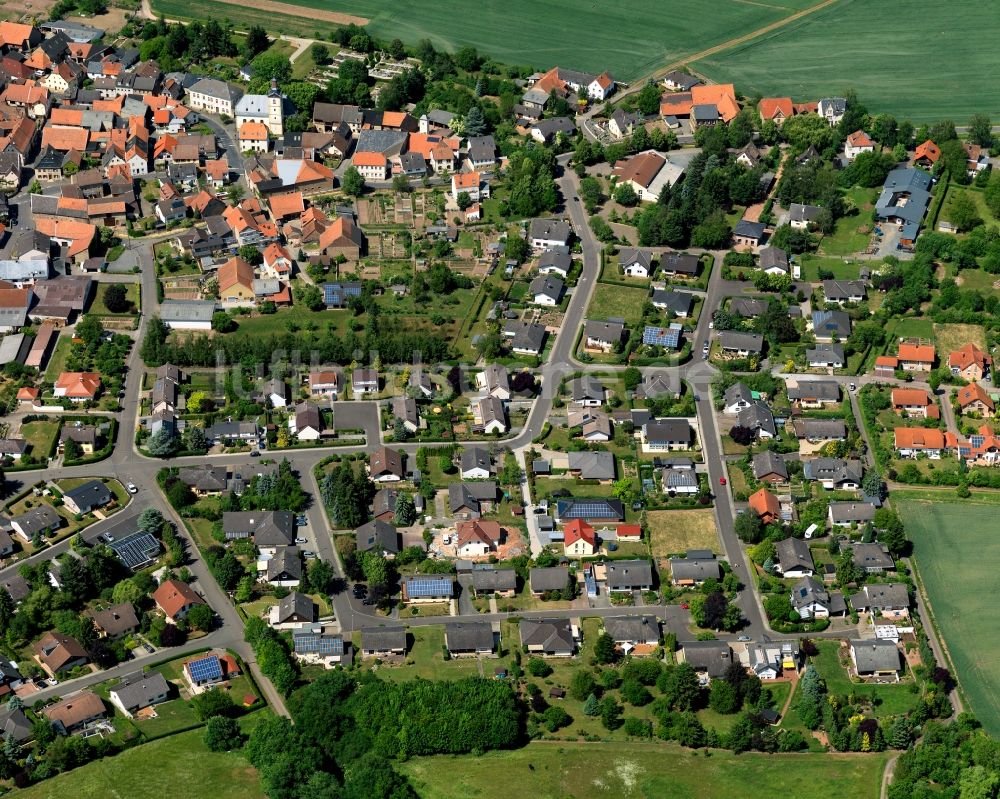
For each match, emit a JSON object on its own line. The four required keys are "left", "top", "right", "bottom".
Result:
{"left": 362, "top": 597, "right": 376, "bottom": 606}
{"left": 352, "top": 584, "right": 368, "bottom": 598}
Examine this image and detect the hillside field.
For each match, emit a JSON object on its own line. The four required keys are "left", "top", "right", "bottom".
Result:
{"left": 401, "top": 742, "right": 888, "bottom": 799}
{"left": 151, "top": 0, "right": 818, "bottom": 79}
{"left": 693, "top": 0, "right": 1000, "bottom": 121}
{"left": 16, "top": 727, "right": 264, "bottom": 799}
{"left": 899, "top": 498, "right": 1000, "bottom": 735}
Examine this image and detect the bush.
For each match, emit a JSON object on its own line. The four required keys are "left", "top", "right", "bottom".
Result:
{"left": 527, "top": 658, "right": 553, "bottom": 678}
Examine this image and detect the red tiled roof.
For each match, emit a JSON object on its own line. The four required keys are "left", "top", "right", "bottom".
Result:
{"left": 758, "top": 97, "right": 793, "bottom": 120}
{"left": 564, "top": 519, "right": 595, "bottom": 547}
{"left": 894, "top": 427, "right": 945, "bottom": 449}
{"left": 898, "top": 343, "right": 935, "bottom": 363}
{"left": 748, "top": 488, "right": 780, "bottom": 520}
{"left": 949, "top": 343, "right": 991, "bottom": 371}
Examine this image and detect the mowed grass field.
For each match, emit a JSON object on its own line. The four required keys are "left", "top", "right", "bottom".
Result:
{"left": 401, "top": 742, "right": 888, "bottom": 799}
{"left": 693, "top": 0, "right": 1000, "bottom": 120}
{"left": 647, "top": 509, "right": 718, "bottom": 557}
{"left": 899, "top": 498, "right": 1000, "bottom": 735}
{"left": 17, "top": 728, "right": 265, "bottom": 799}
{"left": 152, "top": 0, "right": 818, "bottom": 79}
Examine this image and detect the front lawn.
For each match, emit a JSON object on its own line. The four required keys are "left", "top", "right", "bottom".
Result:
{"left": 817, "top": 214, "right": 870, "bottom": 257}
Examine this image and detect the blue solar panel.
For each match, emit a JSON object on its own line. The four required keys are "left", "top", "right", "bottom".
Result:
{"left": 405, "top": 577, "right": 453, "bottom": 598}
{"left": 294, "top": 632, "right": 344, "bottom": 655}
{"left": 642, "top": 325, "right": 680, "bottom": 348}
{"left": 323, "top": 282, "right": 362, "bottom": 307}
{"left": 972, "top": 435, "right": 985, "bottom": 447}
{"left": 110, "top": 533, "right": 161, "bottom": 570}
{"left": 188, "top": 655, "right": 222, "bottom": 683}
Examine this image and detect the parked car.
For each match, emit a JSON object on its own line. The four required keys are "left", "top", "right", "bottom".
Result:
{"left": 719, "top": 477, "right": 727, "bottom": 486}
{"left": 294, "top": 537, "right": 307, "bottom": 544}
{"left": 126, "top": 482, "right": 137, "bottom": 494}
{"left": 352, "top": 584, "right": 368, "bottom": 598}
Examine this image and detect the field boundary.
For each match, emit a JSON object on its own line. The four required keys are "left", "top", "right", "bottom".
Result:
{"left": 613, "top": 0, "right": 842, "bottom": 96}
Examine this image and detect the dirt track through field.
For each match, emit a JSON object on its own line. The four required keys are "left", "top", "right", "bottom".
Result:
{"left": 202, "top": 0, "right": 368, "bottom": 25}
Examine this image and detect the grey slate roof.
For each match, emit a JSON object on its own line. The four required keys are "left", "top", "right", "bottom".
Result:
{"left": 724, "top": 382, "right": 753, "bottom": 409}
{"left": 584, "top": 318, "right": 625, "bottom": 345}
{"left": 737, "top": 401, "right": 776, "bottom": 437}
{"left": 786, "top": 380, "right": 840, "bottom": 402}
{"left": 752, "top": 450, "right": 788, "bottom": 480}
{"left": 461, "top": 446, "right": 492, "bottom": 475}
{"left": 355, "top": 519, "right": 399, "bottom": 554}
{"left": 790, "top": 576, "right": 833, "bottom": 613}
{"left": 362, "top": 626, "right": 406, "bottom": 653}
{"left": 222, "top": 511, "right": 295, "bottom": 546}
{"left": 680, "top": 640, "right": 732, "bottom": 678}
{"left": 603, "top": 615, "right": 660, "bottom": 645}
{"left": 802, "top": 458, "right": 862, "bottom": 485}
{"left": 110, "top": 669, "right": 170, "bottom": 711}
{"left": 530, "top": 566, "right": 569, "bottom": 593}
{"left": 806, "top": 344, "right": 846, "bottom": 364}
{"left": 567, "top": 450, "right": 616, "bottom": 480}
{"left": 851, "top": 543, "right": 895, "bottom": 572}
{"left": 273, "top": 591, "right": 316, "bottom": 624}
{"left": 792, "top": 419, "right": 847, "bottom": 439}
{"left": 828, "top": 501, "right": 876, "bottom": 524}
{"left": 775, "top": 537, "right": 814, "bottom": 574}
{"left": 851, "top": 639, "right": 901, "bottom": 673}
{"left": 850, "top": 582, "right": 908, "bottom": 611}
{"left": 519, "top": 618, "right": 574, "bottom": 654}
{"left": 469, "top": 568, "right": 517, "bottom": 593}
{"left": 445, "top": 622, "right": 494, "bottom": 652}
{"left": 720, "top": 331, "right": 764, "bottom": 353}
{"left": 669, "top": 556, "right": 719, "bottom": 582}
{"left": 605, "top": 559, "right": 654, "bottom": 590}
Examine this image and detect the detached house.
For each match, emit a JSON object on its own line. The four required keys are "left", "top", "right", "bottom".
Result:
{"left": 844, "top": 129, "right": 875, "bottom": 160}
{"left": 895, "top": 426, "right": 945, "bottom": 458}
{"left": 774, "top": 537, "right": 814, "bottom": 578}
{"left": 519, "top": 618, "right": 576, "bottom": 657}
{"left": 748, "top": 488, "right": 781, "bottom": 525}
{"left": 850, "top": 639, "right": 902, "bottom": 679}
{"left": 850, "top": 583, "right": 909, "bottom": 619}
{"left": 369, "top": 446, "right": 405, "bottom": 482}
{"left": 950, "top": 343, "right": 991, "bottom": 381}
{"left": 152, "top": 578, "right": 205, "bottom": 623}
{"left": 955, "top": 383, "right": 996, "bottom": 419}
{"left": 619, "top": 247, "right": 655, "bottom": 278}
{"left": 897, "top": 342, "right": 935, "bottom": 372}
{"left": 563, "top": 519, "right": 596, "bottom": 557}
{"left": 828, "top": 501, "right": 876, "bottom": 528}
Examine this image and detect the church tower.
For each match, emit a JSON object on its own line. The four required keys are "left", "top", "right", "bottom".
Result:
{"left": 267, "top": 78, "right": 284, "bottom": 136}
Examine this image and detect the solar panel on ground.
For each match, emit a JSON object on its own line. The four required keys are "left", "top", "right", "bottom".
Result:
{"left": 109, "top": 532, "right": 161, "bottom": 570}
{"left": 187, "top": 655, "right": 222, "bottom": 683}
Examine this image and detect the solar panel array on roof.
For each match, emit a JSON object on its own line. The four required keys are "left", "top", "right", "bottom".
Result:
{"left": 294, "top": 631, "right": 344, "bottom": 655}
{"left": 972, "top": 435, "right": 985, "bottom": 448}
{"left": 187, "top": 655, "right": 223, "bottom": 683}
{"left": 564, "top": 500, "right": 616, "bottom": 518}
{"left": 642, "top": 325, "right": 680, "bottom": 348}
{"left": 109, "top": 532, "right": 161, "bottom": 570}
{"left": 404, "top": 577, "right": 453, "bottom": 598}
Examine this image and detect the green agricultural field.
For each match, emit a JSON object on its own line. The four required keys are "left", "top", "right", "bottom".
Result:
{"left": 900, "top": 498, "right": 1000, "bottom": 735}
{"left": 694, "top": 0, "right": 1000, "bottom": 121}
{"left": 17, "top": 727, "right": 264, "bottom": 799}
{"left": 154, "top": 0, "right": 817, "bottom": 79}
{"left": 401, "top": 742, "right": 888, "bottom": 799}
